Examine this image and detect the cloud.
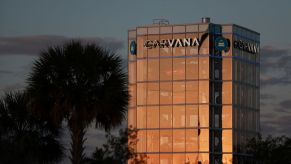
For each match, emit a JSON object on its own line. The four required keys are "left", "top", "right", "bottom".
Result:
{"left": 279, "top": 99, "right": 291, "bottom": 109}
{"left": 260, "top": 46, "right": 291, "bottom": 87}
{"left": 0, "top": 35, "right": 124, "bottom": 55}
{"left": 260, "top": 93, "right": 275, "bottom": 100}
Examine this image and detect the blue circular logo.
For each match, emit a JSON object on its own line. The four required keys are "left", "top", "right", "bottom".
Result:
{"left": 215, "top": 37, "right": 228, "bottom": 51}
{"left": 130, "top": 41, "right": 137, "bottom": 55}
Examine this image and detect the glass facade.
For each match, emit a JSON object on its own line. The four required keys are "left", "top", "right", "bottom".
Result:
{"left": 128, "top": 21, "right": 260, "bottom": 164}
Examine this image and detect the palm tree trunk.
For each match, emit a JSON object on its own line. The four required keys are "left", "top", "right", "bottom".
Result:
{"left": 69, "top": 118, "right": 86, "bottom": 164}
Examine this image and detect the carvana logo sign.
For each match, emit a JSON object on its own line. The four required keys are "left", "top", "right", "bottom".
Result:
{"left": 130, "top": 41, "right": 137, "bottom": 55}
{"left": 215, "top": 37, "right": 228, "bottom": 51}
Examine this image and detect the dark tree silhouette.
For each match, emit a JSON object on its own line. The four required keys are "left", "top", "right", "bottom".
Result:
{"left": 27, "top": 41, "right": 129, "bottom": 164}
{"left": 0, "top": 92, "right": 63, "bottom": 164}
{"left": 85, "top": 127, "right": 147, "bottom": 164}
{"left": 246, "top": 134, "right": 291, "bottom": 164}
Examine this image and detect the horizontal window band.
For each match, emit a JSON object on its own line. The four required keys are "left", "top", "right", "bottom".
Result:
{"left": 135, "top": 151, "right": 210, "bottom": 154}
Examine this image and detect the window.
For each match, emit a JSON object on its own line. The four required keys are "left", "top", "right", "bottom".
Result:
{"left": 160, "top": 130, "right": 172, "bottom": 152}
{"left": 137, "top": 83, "right": 146, "bottom": 105}
{"left": 160, "top": 58, "right": 172, "bottom": 80}
{"left": 128, "top": 62, "right": 136, "bottom": 83}
{"left": 160, "top": 106, "right": 172, "bottom": 128}
{"left": 160, "top": 154, "right": 172, "bottom": 164}
{"left": 199, "top": 105, "right": 209, "bottom": 127}
{"left": 137, "top": 107, "right": 146, "bottom": 128}
{"left": 199, "top": 129, "right": 209, "bottom": 152}
{"left": 128, "top": 108, "right": 136, "bottom": 128}
{"left": 186, "top": 105, "right": 198, "bottom": 127}
{"left": 186, "top": 129, "right": 198, "bottom": 152}
{"left": 147, "top": 82, "right": 159, "bottom": 105}
{"left": 137, "top": 130, "right": 146, "bottom": 152}
{"left": 148, "top": 59, "right": 159, "bottom": 81}
{"left": 147, "top": 130, "right": 159, "bottom": 152}
{"left": 199, "top": 81, "right": 209, "bottom": 103}
{"left": 222, "top": 130, "right": 232, "bottom": 152}
{"left": 173, "top": 105, "right": 185, "bottom": 127}
{"left": 186, "top": 57, "right": 198, "bottom": 79}
{"left": 173, "top": 82, "right": 185, "bottom": 104}
{"left": 222, "top": 58, "right": 232, "bottom": 80}
{"left": 173, "top": 129, "right": 185, "bottom": 152}
{"left": 160, "top": 82, "right": 172, "bottom": 104}
{"left": 129, "top": 85, "right": 136, "bottom": 107}
{"left": 147, "top": 154, "right": 159, "bottom": 164}
{"left": 199, "top": 57, "right": 209, "bottom": 79}
{"left": 137, "top": 59, "right": 147, "bottom": 81}
{"left": 173, "top": 58, "right": 185, "bottom": 80}
{"left": 137, "top": 35, "right": 147, "bottom": 58}
{"left": 222, "top": 82, "right": 232, "bottom": 104}
{"left": 186, "top": 81, "right": 198, "bottom": 103}
{"left": 222, "top": 106, "right": 232, "bottom": 128}
{"left": 147, "top": 106, "right": 159, "bottom": 128}
{"left": 173, "top": 154, "right": 185, "bottom": 164}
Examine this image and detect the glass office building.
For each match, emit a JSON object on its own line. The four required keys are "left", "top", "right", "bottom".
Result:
{"left": 127, "top": 18, "right": 260, "bottom": 164}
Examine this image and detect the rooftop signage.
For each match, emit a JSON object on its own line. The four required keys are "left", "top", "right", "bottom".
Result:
{"left": 215, "top": 37, "right": 229, "bottom": 52}
{"left": 233, "top": 40, "right": 259, "bottom": 54}
{"left": 144, "top": 37, "right": 200, "bottom": 49}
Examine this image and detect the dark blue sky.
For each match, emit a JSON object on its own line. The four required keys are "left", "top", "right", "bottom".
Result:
{"left": 1, "top": 0, "right": 291, "bottom": 162}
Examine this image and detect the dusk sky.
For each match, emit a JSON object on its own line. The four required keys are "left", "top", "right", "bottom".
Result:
{"left": 1, "top": 0, "right": 291, "bottom": 162}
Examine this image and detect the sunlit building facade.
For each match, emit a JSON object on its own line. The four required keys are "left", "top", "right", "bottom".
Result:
{"left": 127, "top": 18, "right": 260, "bottom": 164}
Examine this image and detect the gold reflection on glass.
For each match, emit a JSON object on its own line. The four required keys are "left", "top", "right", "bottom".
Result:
{"left": 173, "top": 58, "right": 185, "bottom": 80}
{"left": 160, "top": 106, "right": 172, "bottom": 128}
{"left": 199, "top": 81, "right": 209, "bottom": 103}
{"left": 147, "top": 130, "right": 159, "bottom": 152}
{"left": 160, "top": 130, "right": 172, "bottom": 152}
{"left": 173, "top": 105, "right": 185, "bottom": 128}
{"left": 137, "top": 60, "right": 147, "bottom": 81}
{"left": 147, "top": 154, "right": 159, "bottom": 164}
{"left": 137, "top": 36, "right": 147, "bottom": 57}
{"left": 173, "top": 129, "right": 185, "bottom": 152}
{"left": 199, "top": 129, "right": 209, "bottom": 152}
{"left": 147, "top": 106, "right": 159, "bottom": 128}
{"left": 128, "top": 108, "right": 136, "bottom": 128}
{"left": 222, "top": 130, "right": 232, "bottom": 152}
{"left": 137, "top": 107, "right": 146, "bottom": 128}
{"left": 222, "top": 106, "right": 232, "bottom": 128}
{"left": 222, "top": 58, "right": 232, "bottom": 80}
{"left": 137, "top": 130, "right": 146, "bottom": 152}
{"left": 186, "top": 57, "right": 198, "bottom": 79}
{"left": 186, "top": 129, "right": 198, "bottom": 152}
{"left": 147, "top": 82, "right": 159, "bottom": 105}
{"left": 199, "top": 57, "right": 209, "bottom": 79}
{"left": 160, "top": 154, "right": 172, "bottom": 164}
{"left": 128, "top": 62, "right": 136, "bottom": 83}
{"left": 148, "top": 59, "right": 159, "bottom": 81}
{"left": 137, "top": 83, "right": 146, "bottom": 105}
{"left": 173, "top": 154, "right": 185, "bottom": 164}
{"left": 222, "top": 154, "right": 233, "bottom": 164}
{"left": 222, "top": 82, "right": 232, "bottom": 104}
{"left": 160, "top": 82, "right": 172, "bottom": 104}
{"left": 173, "top": 81, "right": 185, "bottom": 104}
{"left": 199, "top": 105, "right": 209, "bottom": 127}
{"left": 129, "top": 85, "right": 136, "bottom": 107}
{"left": 186, "top": 105, "right": 198, "bottom": 128}
{"left": 160, "top": 58, "right": 172, "bottom": 80}
{"left": 185, "top": 153, "right": 198, "bottom": 164}
{"left": 198, "top": 153, "right": 209, "bottom": 164}
{"left": 186, "top": 82, "right": 198, "bottom": 103}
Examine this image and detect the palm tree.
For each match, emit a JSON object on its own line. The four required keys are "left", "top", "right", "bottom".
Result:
{"left": 27, "top": 41, "right": 129, "bottom": 164}
{"left": 0, "top": 91, "right": 63, "bottom": 164}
